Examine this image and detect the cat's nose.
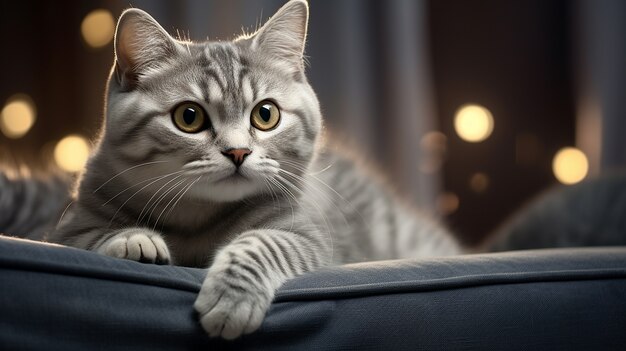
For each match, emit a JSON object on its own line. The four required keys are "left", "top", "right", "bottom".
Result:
{"left": 221, "top": 148, "right": 252, "bottom": 167}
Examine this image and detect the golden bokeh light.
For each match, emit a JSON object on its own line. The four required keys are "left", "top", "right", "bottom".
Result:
{"left": 454, "top": 104, "right": 494, "bottom": 142}
{"left": 436, "top": 192, "right": 459, "bottom": 215}
{"left": 54, "top": 135, "right": 91, "bottom": 172}
{"left": 420, "top": 131, "right": 447, "bottom": 154}
{"left": 552, "top": 147, "right": 589, "bottom": 185}
{"left": 0, "top": 94, "right": 36, "bottom": 139}
{"left": 81, "top": 9, "right": 115, "bottom": 48}
{"left": 469, "top": 172, "right": 489, "bottom": 193}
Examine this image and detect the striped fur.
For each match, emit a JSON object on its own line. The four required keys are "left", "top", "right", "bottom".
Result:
{"left": 0, "top": 169, "right": 70, "bottom": 240}
{"left": 48, "top": 1, "right": 460, "bottom": 339}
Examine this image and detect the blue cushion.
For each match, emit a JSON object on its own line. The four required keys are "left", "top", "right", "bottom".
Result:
{"left": 1, "top": 236, "right": 625, "bottom": 350}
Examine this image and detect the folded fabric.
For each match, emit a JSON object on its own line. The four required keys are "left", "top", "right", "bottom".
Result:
{"left": 1, "top": 236, "right": 625, "bottom": 350}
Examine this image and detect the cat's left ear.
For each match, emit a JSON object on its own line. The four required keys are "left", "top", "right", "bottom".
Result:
{"left": 250, "top": 0, "right": 309, "bottom": 73}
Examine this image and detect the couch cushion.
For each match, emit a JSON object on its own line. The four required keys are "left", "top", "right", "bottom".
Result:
{"left": 1, "top": 235, "right": 625, "bottom": 350}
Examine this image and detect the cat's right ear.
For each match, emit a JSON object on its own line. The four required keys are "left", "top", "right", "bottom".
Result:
{"left": 114, "top": 9, "right": 177, "bottom": 88}
{"left": 249, "top": 0, "right": 309, "bottom": 74}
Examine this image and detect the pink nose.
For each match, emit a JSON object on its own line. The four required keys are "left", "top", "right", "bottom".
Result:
{"left": 221, "top": 148, "right": 252, "bottom": 167}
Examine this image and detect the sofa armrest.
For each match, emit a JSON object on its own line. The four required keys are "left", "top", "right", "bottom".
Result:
{"left": 1, "top": 235, "right": 625, "bottom": 350}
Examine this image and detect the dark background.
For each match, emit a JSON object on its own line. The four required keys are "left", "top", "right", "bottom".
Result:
{"left": 1, "top": 0, "right": 624, "bottom": 247}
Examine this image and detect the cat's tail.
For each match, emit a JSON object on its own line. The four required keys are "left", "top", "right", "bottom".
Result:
{"left": 0, "top": 168, "right": 72, "bottom": 240}
{"left": 484, "top": 172, "right": 626, "bottom": 252}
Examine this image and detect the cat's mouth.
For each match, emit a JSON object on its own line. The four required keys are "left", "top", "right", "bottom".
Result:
{"left": 216, "top": 172, "right": 248, "bottom": 184}
{"left": 195, "top": 170, "right": 263, "bottom": 202}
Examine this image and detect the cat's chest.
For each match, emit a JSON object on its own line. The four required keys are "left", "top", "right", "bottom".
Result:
{"left": 165, "top": 229, "right": 231, "bottom": 267}
{"left": 157, "top": 200, "right": 280, "bottom": 267}
{"left": 158, "top": 215, "right": 243, "bottom": 267}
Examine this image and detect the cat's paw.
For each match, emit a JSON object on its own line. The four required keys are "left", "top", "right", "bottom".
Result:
{"left": 194, "top": 271, "right": 272, "bottom": 340}
{"left": 96, "top": 229, "right": 170, "bottom": 264}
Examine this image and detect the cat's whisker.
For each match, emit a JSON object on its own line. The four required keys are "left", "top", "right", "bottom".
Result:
{"left": 262, "top": 178, "right": 280, "bottom": 213}
{"left": 275, "top": 171, "right": 339, "bottom": 234}
{"left": 56, "top": 200, "right": 75, "bottom": 227}
{"left": 278, "top": 159, "right": 342, "bottom": 191}
{"left": 267, "top": 177, "right": 297, "bottom": 232}
{"left": 277, "top": 162, "right": 371, "bottom": 232}
{"left": 308, "top": 162, "right": 334, "bottom": 176}
{"left": 107, "top": 170, "right": 184, "bottom": 227}
{"left": 154, "top": 176, "right": 198, "bottom": 231}
{"left": 277, "top": 168, "right": 344, "bottom": 207}
{"left": 93, "top": 160, "right": 168, "bottom": 193}
{"left": 136, "top": 173, "right": 186, "bottom": 225}
{"left": 278, "top": 169, "right": 352, "bottom": 231}
{"left": 101, "top": 172, "right": 182, "bottom": 207}
{"left": 162, "top": 176, "right": 202, "bottom": 226}
{"left": 277, "top": 159, "right": 353, "bottom": 202}
{"left": 274, "top": 174, "right": 331, "bottom": 233}
{"left": 144, "top": 176, "right": 187, "bottom": 226}
{"left": 278, "top": 167, "right": 353, "bottom": 221}
{"left": 275, "top": 158, "right": 311, "bottom": 168}
{"left": 268, "top": 174, "right": 301, "bottom": 228}
{"left": 275, "top": 157, "right": 333, "bottom": 175}
{"left": 148, "top": 178, "right": 188, "bottom": 230}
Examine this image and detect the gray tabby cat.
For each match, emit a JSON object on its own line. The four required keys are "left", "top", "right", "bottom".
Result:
{"left": 48, "top": 0, "right": 460, "bottom": 339}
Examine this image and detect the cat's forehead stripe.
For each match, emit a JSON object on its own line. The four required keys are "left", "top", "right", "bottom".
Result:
{"left": 204, "top": 44, "right": 242, "bottom": 92}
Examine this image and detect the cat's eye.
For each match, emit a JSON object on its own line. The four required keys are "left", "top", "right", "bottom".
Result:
{"left": 251, "top": 100, "right": 280, "bottom": 131}
{"left": 172, "top": 102, "right": 208, "bottom": 133}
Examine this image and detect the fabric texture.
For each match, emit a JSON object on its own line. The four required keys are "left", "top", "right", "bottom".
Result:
{"left": 1, "top": 235, "right": 625, "bottom": 350}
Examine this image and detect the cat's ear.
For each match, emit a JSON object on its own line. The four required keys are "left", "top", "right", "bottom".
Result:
{"left": 250, "top": 0, "right": 309, "bottom": 73}
{"left": 114, "top": 9, "right": 178, "bottom": 88}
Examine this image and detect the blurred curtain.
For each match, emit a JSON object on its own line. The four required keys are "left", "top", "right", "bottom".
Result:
{"left": 575, "top": 0, "right": 626, "bottom": 172}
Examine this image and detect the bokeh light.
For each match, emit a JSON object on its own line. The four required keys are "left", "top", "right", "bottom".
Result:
{"left": 454, "top": 104, "right": 494, "bottom": 142}
{"left": 81, "top": 9, "right": 115, "bottom": 48}
{"left": 419, "top": 131, "right": 447, "bottom": 173}
{"left": 0, "top": 94, "right": 36, "bottom": 139}
{"left": 436, "top": 192, "right": 459, "bottom": 215}
{"left": 54, "top": 135, "right": 91, "bottom": 172}
{"left": 552, "top": 147, "right": 589, "bottom": 185}
{"left": 469, "top": 172, "right": 489, "bottom": 193}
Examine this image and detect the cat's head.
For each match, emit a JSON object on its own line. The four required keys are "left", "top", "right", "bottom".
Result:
{"left": 99, "top": 0, "right": 321, "bottom": 202}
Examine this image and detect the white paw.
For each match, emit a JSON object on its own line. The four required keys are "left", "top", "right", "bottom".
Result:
{"left": 96, "top": 229, "right": 170, "bottom": 264}
{"left": 194, "top": 272, "right": 272, "bottom": 340}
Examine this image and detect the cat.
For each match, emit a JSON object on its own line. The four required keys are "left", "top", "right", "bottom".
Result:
{"left": 43, "top": 0, "right": 461, "bottom": 339}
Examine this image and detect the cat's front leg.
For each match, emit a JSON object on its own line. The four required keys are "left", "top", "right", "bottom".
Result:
{"left": 194, "top": 229, "right": 327, "bottom": 339}
{"left": 94, "top": 227, "right": 171, "bottom": 264}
